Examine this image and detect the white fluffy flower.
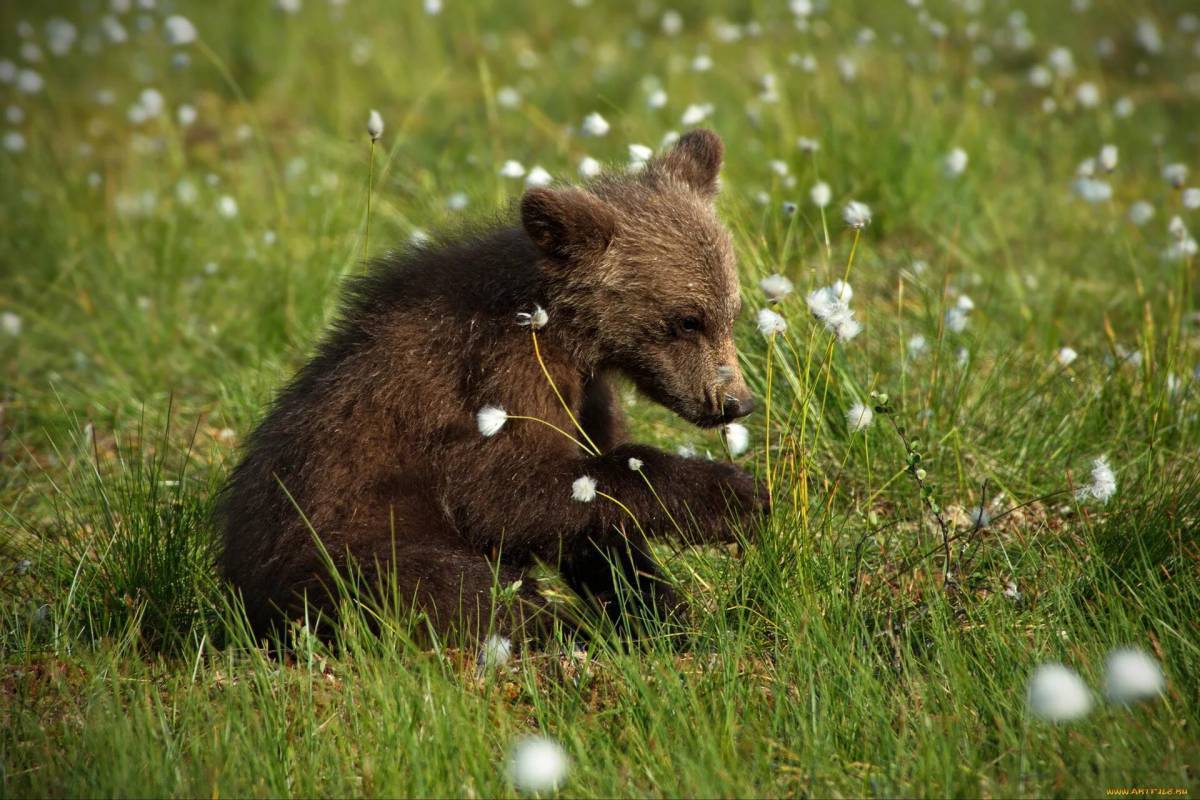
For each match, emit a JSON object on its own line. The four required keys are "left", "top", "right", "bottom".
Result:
{"left": 680, "top": 102, "right": 713, "bottom": 126}
{"left": 724, "top": 423, "right": 749, "bottom": 456}
{"left": 759, "top": 274, "right": 793, "bottom": 302}
{"left": 525, "top": 166, "right": 552, "bottom": 188}
{"left": 756, "top": 308, "right": 787, "bottom": 336}
{"left": 1, "top": 311, "right": 22, "bottom": 336}
{"left": 1162, "top": 163, "right": 1188, "bottom": 189}
{"left": 1075, "top": 82, "right": 1101, "bottom": 108}
{"left": 943, "top": 147, "right": 968, "bottom": 177}
{"left": 3, "top": 131, "right": 26, "bottom": 153}
{"left": 1104, "top": 648, "right": 1165, "bottom": 705}
{"left": 846, "top": 402, "right": 874, "bottom": 432}
{"left": 366, "top": 109, "right": 384, "bottom": 141}
{"left": 796, "top": 136, "right": 819, "bottom": 153}
{"left": 478, "top": 634, "right": 512, "bottom": 670}
{"left": 578, "top": 156, "right": 602, "bottom": 179}
{"left": 810, "top": 181, "right": 831, "bottom": 208}
{"left": 477, "top": 406, "right": 508, "bottom": 437}
{"left": 945, "top": 307, "right": 970, "bottom": 333}
{"left": 646, "top": 88, "right": 668, "bottom": 109}
{"left": 1076, "top": 455, "right": 1116, "bottom": 503}
{"left": 163, "top": 14, "right": 197, "bottom": 45}
{"left": 571, "top": 475, "right": 597, "bottom": 502}
{"left": 1183, "top": 188, "right": 1200, "bottom": 210}
{"left": 1128, "top": 201, "right": 1155, "bottom": 226}
{"left": 516, "top": 305, "right": 548, "bottom": 330}
{"left": 628, "top": 143, "right": 653, "bottom": 170}
{"left": 499, "top": 159, "right": 525, "bottom": 179}
{"left": 806, "top": 284, "right": 861, "bottom": 342}
{"left": 216, "top": 195, "right": 238, "bottom": 219}
{"left": 510, "top": 736, "right": 569, "bottom": 794}
{"left": 1027, "top": 663, "right": 1093, "bottom": 722}
{"left": 1099, "top": 144, "right": 1118, "bottom": 172}
{"left": 627, "top": 457, "right": 643, "bottom": 471}
{"left": 1056, "top": 346, "right": 1078, "bottom": 367}
{"left": 842, "top": 200, "right": 872, "bottom": 228}
{"left": 581, "top": 111, "right": 610, "bottom": 137}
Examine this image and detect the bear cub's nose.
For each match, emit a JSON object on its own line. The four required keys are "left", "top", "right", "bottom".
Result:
{"left": 722, "top": 395, "right": 755, "bottom": 421}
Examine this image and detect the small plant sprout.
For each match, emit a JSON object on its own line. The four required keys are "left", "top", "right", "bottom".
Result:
{"left": 1027, "top": 663, "right": 1093, "bottom": 722}
{"left": 581, "top": 111, "right": 610, "bottom": 137}
{"left": 1075, "top": 455, "right": 1116, "bottom": 503}
{"left": 1104, "top": 648, "right": 1165, "bottom": 705}
{"left": 756, "top": 308, "right": 787, "bottom": 336}
{"left": 842, "top": 200, "right": 872, "bottom": 228}
{"left": 572, "top": 476, "right": 597, "bottom": 502}
{"left": 477, "top": 634, "right": 513, "bottom": 671}
{"left": 846, "top": 401, "right": 874, "bottom": 432}
{"left": 477, "top": 406, "right": 508, "bottom": 437}
{"left": 516, "top": 305, "right": 548, "bottom": 330}
{"left": 510, "top": 736, "right": 569, "bottom": 794}
{"left": 943, "top": 147, "right": 968, "bottom": 177}
{"left": 627, "top": 457, "right": 643, "bottom": 471}
{"left": 724, "top": 422, "right": 749, "bottom": 456}
{"left": 759, "top": 274, "right": 793, "bottom": 302}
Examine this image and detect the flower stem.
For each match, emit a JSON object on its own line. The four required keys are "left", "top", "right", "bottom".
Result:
{"left": 532, "top": 331, "right": 601, "bottom": 455}
{"left": 364, "top": 139, "right": 376, "bottom": 262}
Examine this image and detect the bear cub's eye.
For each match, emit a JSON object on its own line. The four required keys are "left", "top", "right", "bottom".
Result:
{"left": 675, "top": 316, "right": 704, "bottom": 336}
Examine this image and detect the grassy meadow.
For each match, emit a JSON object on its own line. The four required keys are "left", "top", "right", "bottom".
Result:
{"left": 2, "top": 0, "right": 1200, "bottom": 796}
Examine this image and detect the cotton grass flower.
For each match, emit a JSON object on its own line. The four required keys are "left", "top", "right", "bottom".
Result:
{"left": 499, "top": 160, "right": 525, "bottom": 179}
{"left": 756, "top": 308, "right": 787, "bottom": 336}
{"left": 1076, "top": 455, "right": 1116, "bottom": 503}
{"left": 366, "top": 110, "right": 384, "bottom": 141}
{"left": 477, "top": 634, "right": 513, "bottom": 671}
{"left": 1183, "top": 188, "right": 1200, "bottom": 210}
{"left": 943, "top": 147, "right": 968, "bottom": 177}
{"left": 525, "top": 166, "right": 552, "bottom": 188}
{"left": 1056, "top": 346, "right": 1078, "bottom": 367}
{"left": 627, "top": 457, "right": 643, "bottom": 471}
{"left": 1104, "top": 648, "right": 1165, "bottom": 705}
{"left": 628, "top": 143, "right": 653, "bottom": 170}
{"left": 578, "top": 156, "right": 601, "bottom": 179}
{"left": 1027, "top": 663, "right": 1093, "bottom": 722}
{"left": 580, "top": 111, "right": 610, "bottom": 137}
{"left": 759, "top": 274, "right": 793, "bottom": 302}
{"left": 806, "top": 283, "right": 862, "bottom": 342}
{"left": 1128, "top": 201, "right": 1155, "bottom": 226}
{"left": 1162, "top": 163, "right": 1188, "bottom": 189}
{"left": 516, "top": 305, "right": 548, "bottom": 330}
{"left": 571, "top": 476, "right": 597, "bottom": 503}
{"left": 842, "top": 200, "right": 871, "bottom": 228}
{"left": 509, "top": 736, "right": 569, "bottom": 794}
{"left": 724, "top": 422, "right": 749, "bottom": 456}
{"left": 163, "top": 14, "right": 197, "bottom": 45}
{"left": 1, "top": 311, "right": 22, "bottom": 336}
{"left": 846, "top": 402, "right": 874, "bottom": 432}
{"left": 1099, "top": 144, "right": 1118, "bottom": 172}
{"left": 810, "top": 181, "right": 831, "bottom": 208}
{"left": 680, "top": 103, "right": 713, "bottom": 126}
{"left": 216, "top": 195, "right": 238, "bottom": 219}
{"left": 477, "top": 406, "right": 508, "bottom": 437}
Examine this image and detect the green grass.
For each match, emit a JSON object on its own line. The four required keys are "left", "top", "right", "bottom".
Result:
{"left": 2, "top": 0, "right": 1199, "bottom": 796}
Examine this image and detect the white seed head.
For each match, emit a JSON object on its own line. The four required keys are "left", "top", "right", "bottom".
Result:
{"left": 477, "top": 405, "right": 508, "bottom": 437}
{"left": 1056, "top": 346, "right": 1078, "bottom": 367}
{"left": 759, "top": 273, "right": 794, "bottom": 302}
{"left": 846, "top": 401, "right": 874, "bottom": 432}
{"left": 477, "top": 634, "right": 513, "bottom": 671}
{"left": 578, "top": 156, "right": 602, "bottom": 178}
{"left": 842, "top": 200, "right": 872, "bottom": 228}
{"left": 499, "top": 159, "right": 526, "bottom": 178}
{"left": 1027, "top": 663, "right": 1093, "bottom": 722}
{"left": 525, "top": 166, "right": 552, "bottom": 188}
{"left": 943, "top": 147, "right": 968, "bottom": 177}
{"left": 1162, "top": 162, "right": 1188, "bottom": 189}
{"left": 1, "top": 311, "right": 23, "bottom": 337}
{"left": 510, "top": 736, "right": 569, "bottom": 794}
{"left": 1075, "top": 455, "right": 1116, "bottom": 503}
{"left": 581, "top": 111, "right": 610, "bottom": 137}
{"left": 627, "top": 457, "right": 643, "bottom": 471}
{"left": 1104, "top": 648, "right": 1165, "bottom": 705}
{"left": 1128, "top": 201, "right": 1155, "bottom": 226}
{"left": 1099, "top": 144, "right": 1118, "bottom": 172}
{"left": 516, "top": 305, "right": 548, "bottom": 331}
{"left": 724, "top": 422, "right": 749, "bottom": 456}
{"left": 1183, "top": 188, "right": 1200, "bottom": 210}
{"left": 366, "top": 109, "right": 384, "bottom": 141}
{"left": 571, "top": 475, "right": 597, "bottom": 503}
{"left": 810, "top": 181, "right": 831, "bottom": 208}
{"left": 756, "top": 308, "right": 787, "bottom": 336}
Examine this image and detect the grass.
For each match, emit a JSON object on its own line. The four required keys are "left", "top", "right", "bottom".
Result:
{"left": 2, "top": 0, "right": 1199, "bottom": 796}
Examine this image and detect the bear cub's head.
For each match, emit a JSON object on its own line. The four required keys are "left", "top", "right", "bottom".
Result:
{"left": 521, "top": 129, "right": 754, "bottom": 429}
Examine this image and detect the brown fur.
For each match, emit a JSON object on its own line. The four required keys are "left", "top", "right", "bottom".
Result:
{"left": 216, "top": 129, "right": 766, "bottom": 641}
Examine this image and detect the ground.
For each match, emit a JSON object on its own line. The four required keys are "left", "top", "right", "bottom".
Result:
{"left": 1, "top": 1, "right": 1199, "bottom": 797}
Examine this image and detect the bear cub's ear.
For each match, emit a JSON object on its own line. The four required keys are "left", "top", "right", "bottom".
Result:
{"left": 652, "top": 128, "right": 724, "bottom": 197}
{"left": 521, "top": 187, "right": 617, "bottom": 262}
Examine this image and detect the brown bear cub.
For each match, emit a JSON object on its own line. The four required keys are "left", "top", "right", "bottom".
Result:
{"left": 217, "top": 129, "right": 766, "bottom": 642}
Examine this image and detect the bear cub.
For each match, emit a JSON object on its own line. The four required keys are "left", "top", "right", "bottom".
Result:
{"left": 217, "top": 128, "right": 766, "bottom": 640}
